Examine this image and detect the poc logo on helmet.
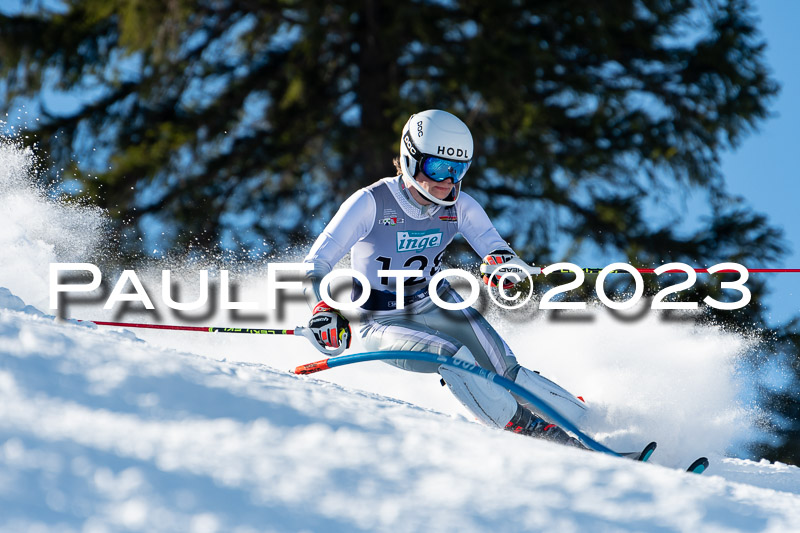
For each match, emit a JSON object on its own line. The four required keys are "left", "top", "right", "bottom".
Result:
{"left": 437, "top": 146, "right": 469, "bottom": 159}
{"left": 403, "top": 132, "right": 418, "bottom": 156}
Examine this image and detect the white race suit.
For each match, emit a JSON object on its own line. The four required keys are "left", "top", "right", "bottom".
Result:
{"left": 304, "top": 176, "right": 587, "bottom": 429}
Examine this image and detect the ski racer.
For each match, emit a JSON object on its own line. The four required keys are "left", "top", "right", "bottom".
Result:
{"left": 303, "top": 109, "right": 587, "bottom": 446}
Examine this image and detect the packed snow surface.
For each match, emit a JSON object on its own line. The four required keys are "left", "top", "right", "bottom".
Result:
{"left": 1, "top": 139, "right": 799, "bottom": 532}
{"left": 1, "top": 290, "right": 800, "bottom": 532}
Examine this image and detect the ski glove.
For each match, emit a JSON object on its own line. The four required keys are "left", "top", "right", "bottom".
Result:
{"left": 480, "top": 250, "right": 525, "bottom": 289}
{"left": 308, "top": 301, "right": 352, "bottom": 351}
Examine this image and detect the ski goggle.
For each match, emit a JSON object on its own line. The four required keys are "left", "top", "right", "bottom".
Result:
{"left": 420, "top": 155, "right": 471, "bottom": 183}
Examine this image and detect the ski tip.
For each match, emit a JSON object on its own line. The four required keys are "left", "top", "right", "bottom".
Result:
{"left": 687, "top": 457, "right": 709, "bottom": 474}
{"left": 639, "top": 441, "right": 657, "bottom": 462}
{"left": 618, "top": 441, "right": 657, "bottom": 462}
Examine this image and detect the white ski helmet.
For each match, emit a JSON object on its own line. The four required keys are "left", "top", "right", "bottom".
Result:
{"left": 399, "top": 109, "right": 473, "bottom": 206}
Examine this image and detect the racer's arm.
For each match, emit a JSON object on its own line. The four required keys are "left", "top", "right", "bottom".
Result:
{"left": 303, "top": 188, "right": 376, "bottom": 302}
{"left": 456, "top": 192, "right": 529, "bottom": 287}
{"left": 456, "top": 192, "right": 514, "bottom": 257}
{"left": 302, "top": 189, "right": 375, "bottom": 352}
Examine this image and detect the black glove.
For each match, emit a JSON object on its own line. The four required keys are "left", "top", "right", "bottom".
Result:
{"left": 308, "top": 301, "right": 352, "bottom": 350}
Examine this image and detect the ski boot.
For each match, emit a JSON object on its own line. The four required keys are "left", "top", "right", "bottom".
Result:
{"left": 504, "top": 404, "right": 588, "bottom": 449}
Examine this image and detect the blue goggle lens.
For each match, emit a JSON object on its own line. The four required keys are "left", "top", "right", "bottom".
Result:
{"left": 421, "top": 156, "right": 471, "bottom": 183}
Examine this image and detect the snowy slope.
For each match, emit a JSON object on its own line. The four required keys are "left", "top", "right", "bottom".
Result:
{"left": 1, "top": 289, "right": 800, "bottom": 533}
{"left": 2, "top": 139, "right": 800, "bottom": 532}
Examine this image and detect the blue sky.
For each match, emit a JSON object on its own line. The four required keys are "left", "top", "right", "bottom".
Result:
{"left": 719, "top": 1, "right": 800, "bottom": 324}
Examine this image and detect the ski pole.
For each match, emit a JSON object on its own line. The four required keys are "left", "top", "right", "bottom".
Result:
{"left": 482, "top": 259, "right": 800, "bottom": 280}
{"left": 546, "top": 267, "right": 800, "bottom": 274}
{"left": 81, "top": 320, "right": 345, "bottom": 356}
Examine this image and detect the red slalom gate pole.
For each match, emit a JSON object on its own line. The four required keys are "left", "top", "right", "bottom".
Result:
{"left": 547, "top": 267, "right": 800, "bottom": 274}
